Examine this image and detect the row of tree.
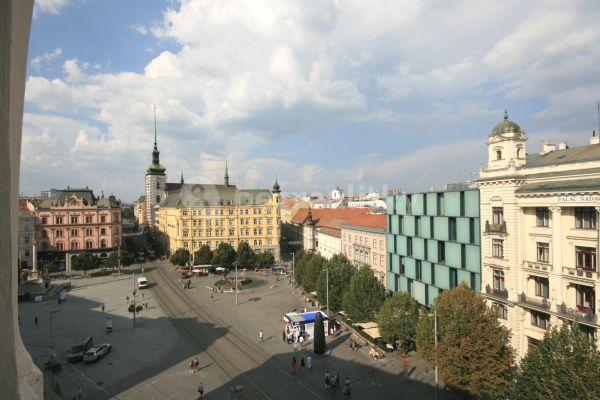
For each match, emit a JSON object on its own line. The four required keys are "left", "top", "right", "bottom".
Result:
{"left": 377, "top": 284, "right": 600, "bottom": 399}
{"left": 293, "top": 252, "right": 386, "bottom": 323}
{"left": 170, "top": 241, "right": 275, "bottom": 269}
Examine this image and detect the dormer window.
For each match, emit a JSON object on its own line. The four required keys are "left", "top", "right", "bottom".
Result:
{"left": 496, "top": 150, "right": 502, "bottom": 160}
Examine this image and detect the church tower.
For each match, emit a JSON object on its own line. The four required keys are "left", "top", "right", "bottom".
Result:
{"left": 485, "top": 110, "right": 527, "bottom": 171}
{"left": 145, "top": 107, "right": 167, "bottom": 227}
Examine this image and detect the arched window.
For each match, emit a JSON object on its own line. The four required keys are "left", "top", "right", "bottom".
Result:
{"left": 86, "top": 241, "right": 93, "bottom": 249}
{"left": 57, "top": 242, "right": 64, "bottom": 251}
{"left": 100, "top": 239, "right": 107, "bottom": 248}
{"left": 496, "top": 150, "right": 502, "bottom": 160}
{"left": 71, "top": 241, "right": 78, "bottom": 250}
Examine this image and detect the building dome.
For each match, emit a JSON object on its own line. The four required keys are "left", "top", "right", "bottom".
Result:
{"left": 272, "top": 180, "right": 281, "bottom": 194}
{"left": 490, "top": 110, "right": 523, "bottom": 137}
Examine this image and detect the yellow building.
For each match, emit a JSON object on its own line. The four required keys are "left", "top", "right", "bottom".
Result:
{"left": 157, "top": 170, "right": 282, "bottom": 261}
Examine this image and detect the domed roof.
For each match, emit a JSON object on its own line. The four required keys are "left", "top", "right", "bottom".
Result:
{"left": 490, "top": 110, "right": 523, "bottom": 137}
{"left": 272, "top": 179, "right": 281, "bottom": 193}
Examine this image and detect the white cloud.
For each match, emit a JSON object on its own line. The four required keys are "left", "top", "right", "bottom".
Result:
{"left": 34, "top": 0, "right": 72, "bottom": 16}
{"left": 30, "top": 48, "right": 62, "bottom": 72}
{"left": 22, "top": 0, "right": 600, "bottom": 199}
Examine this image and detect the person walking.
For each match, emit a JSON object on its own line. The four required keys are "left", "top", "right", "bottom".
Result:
{"left": 306, "top": 355, "right": 312, "bottom": 370}
{"left": 34, "top": 315, "right": 38, "bottom": 327}
{"left": 101, "top": 304, "right": 105, "bottom": 313}
{"left": 194, "top": 358, "right": 200, "bottom": 373}
{"left": 77, "top": 386, "right": 82, "bottom": 400}
{"left": 197, "top": 382, "right": 204, "bottom": 399}
{"left": 299, "top": 335, "right": 304, "bottom": 347}
{"left": 291, "top": 356, "right": 297, "bottom": 373}
{"left": 282, "top": 330, "right": 286, "bottom": 342}
{"left": 259, "top": 330, "right": 264, "bottom": 342}
{"left": 300, "top": 356, "right": 305, "bottom": 371}
{"left": 189, "top": 359, "right": 195, "bottom": 375}
{"left": 343, "top": 377, "right": 351, "bottom": 399}
{"left": 324, "top": 371, "right": 330, "bottom": 391}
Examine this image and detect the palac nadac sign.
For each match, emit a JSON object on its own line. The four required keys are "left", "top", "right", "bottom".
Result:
{"left": 556, "top": 195, "right": 600, "bottom": 203}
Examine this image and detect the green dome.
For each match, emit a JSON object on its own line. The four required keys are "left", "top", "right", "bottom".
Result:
{"left": 490, "top": 110, "right": 523, "bottom": 137}
{"left": 147, "top": 163, "right": 166, "bottom": 175}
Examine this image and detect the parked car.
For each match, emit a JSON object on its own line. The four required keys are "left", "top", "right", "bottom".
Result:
{"left": 67, "top": 336, "right": 94, "bottom": 362}
{"left": 82, "top": 343, "right": 112, "bottom": 363}
{"left": 137, "top": 277, "right": 149, "bottom": 289}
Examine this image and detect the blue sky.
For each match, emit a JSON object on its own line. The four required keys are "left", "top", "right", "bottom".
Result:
{"left": 22, "top": 0, "right": 600, "bottom": 201}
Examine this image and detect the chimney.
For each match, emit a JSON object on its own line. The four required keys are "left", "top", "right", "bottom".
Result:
{"left": 540, "top": 140, "right": 556, "bottom": 155}
{"left": 558, "top": 142, "right": 568, "bottom": 150}
{"left": 591, "top": 130, "right": 600, "bottom": 145}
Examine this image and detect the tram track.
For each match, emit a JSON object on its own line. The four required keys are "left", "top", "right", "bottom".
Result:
{"left": 149, "top": 264, "right": 323, "bottom": 400}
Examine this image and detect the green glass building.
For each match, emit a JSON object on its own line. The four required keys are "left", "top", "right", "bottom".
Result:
{"left": 386, "top": 188, "right": 481, "bottom": 306}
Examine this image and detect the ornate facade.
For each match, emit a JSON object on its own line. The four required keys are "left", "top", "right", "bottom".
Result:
{"left": 479, "top": 111, "right": 600, "bottom": 357}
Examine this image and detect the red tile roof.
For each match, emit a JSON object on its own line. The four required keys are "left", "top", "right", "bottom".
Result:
{"left": 290, "top": 207, "right": 371, "bottom": 227}
{"left": 342, "top": 213, "right": 386, "bottom": 230}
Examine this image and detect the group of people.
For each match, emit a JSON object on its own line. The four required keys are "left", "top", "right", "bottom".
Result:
{"left": 349, "top": 338, "right": 362, "bottom": 351}
{"left": 325, "top": 371, "right": 351, "bottom": 397}
{"left": 178, "top": 278, "right": 192, "bottom": 289}
{"left": 188, "top": 357, "right": 201, "bottom": 374}
{"left": 283, "top": 324, "right": 305, "bottom": 346}
{"left": 290, "top": 354, "right": 312, "bottom": 373}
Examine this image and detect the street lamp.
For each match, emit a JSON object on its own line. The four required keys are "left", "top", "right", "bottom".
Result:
{"left": 49, "top": 310, "right": 60, "bottom": 360}
{"left": 234, "top": 261, "right": 239, "bottom": 306}
{"left": 321, "top": 266, "right": 330, "bottom": 317}
{"left": 290, "top": 252, "right": 295, "bottom": 285}
{"left": 427, "top": 309, "right": 439, "bottom": 400}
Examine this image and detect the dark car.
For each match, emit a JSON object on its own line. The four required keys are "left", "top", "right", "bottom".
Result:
{"left": 67, "top": 336, "right": 93, "bottom": 362}
{"left": 82, "top": 343, "right": 112, "bottom": 363}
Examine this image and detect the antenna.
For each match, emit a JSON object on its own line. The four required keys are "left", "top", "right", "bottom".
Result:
{"left": 153, "top": 105, "right": 158, "bottom": 145}
{"left": 597, "top": 101, "right": 600, "bottom": 136}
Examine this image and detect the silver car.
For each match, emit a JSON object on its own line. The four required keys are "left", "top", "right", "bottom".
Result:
{"left": 82, "top": 344, "right": 112, "bottom": 363}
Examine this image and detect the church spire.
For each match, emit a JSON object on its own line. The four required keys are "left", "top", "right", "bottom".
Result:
{"left": 224, "top": 160, "right": 229, "bottom": 186}
{"left": 152, "top": 105, "right": 160, "bottom": 165}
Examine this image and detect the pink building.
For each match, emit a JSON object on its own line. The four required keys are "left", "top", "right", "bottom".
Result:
{"left": 341, "top": 214, "right": 387, "bottom": 285}
{"left": 31, "top": 188, "right": 122, "bottom": 269}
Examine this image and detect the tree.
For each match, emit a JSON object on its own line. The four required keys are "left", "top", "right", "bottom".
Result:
{"left": 342, "top": 265, "right": 385, "bottom": 322}
{"left": 293, "top": 251, "right": 310, "bottom": 285}
{"left": 170, "top": 248, "right": 191, "bottom": 266}
{"left": 121, "top": 205, "right": 134, "bottom": 221}
{"left": 104, "top": 252, "right": 119, "bottom": 270}
{"left": 316, "top": 254, "right": 355, "bottom": 311}
{"left": 255, "top": 251, "right": 275, "bottom": 267}
{"left": 144, "top": 228, "right": 168, "bottom": 257}
{"left": 71, "top": 251, "right": 99, "bottom": 273}
{"left": 512, "top": 324, "right": 600, "bottom": 400}
{"left": 236, "top": 242, "right": 256, "bottom": 267}
{"left": 415, "top": 283, "right": 514, "bottom": 399}
{"left": 301, "top": 253, "right": 325, "bottom": 292}
{"left": 194, "top": 245, "right": 213, "bottom": 265}
{"left": 377, "top": 292, "right": 420, "bottom": 352}
{"left": 211, "top": 242, "right": 236, "bottom": 268}
{"left": 313, "top": 312, "right": 326, "bottom": 355}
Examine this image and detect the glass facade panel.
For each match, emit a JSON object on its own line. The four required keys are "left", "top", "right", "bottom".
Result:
{"left": 427, "top": 239, "right": 438, "bottom": 263}
{"left": 420, "top": 216, "right": 431, "bottom": 238}
{"left": 412, "top": 281, "right": 426, "bottom": 304}
{"left": 433, "top": 217, "right": 449, "bottom": 241}
{"left": 404, "top": 257, "right": 416, "bottom": 279}
{"left": 413, "top": 238, "right": 425, "bottom": 260}
{"left": 445, "top": 242, "right": 462, "bottom": 268}
{"left": 444, "top": 192, "right": 461, "bottom": 217}
{"left": 426, "top": 193, "right": 438, "bottom": 216}
{"left": 412, "top": 193, "right": 424, "bottom": 215}
{"left": 464, "top": 190, "right": 479, "bottom": 217}
{"left": 435, "top": 264, "right": 450, "bottom": 289}
{"left": 397, "top": 235, "right": 407, "bottom": 256}
{"left": 465, "top": 244, "right": 481, "bottom": 272}
{"left": 421, "top": 261, "right": 432, "bottom": 284}
{"left": 456, "top": 217, "right": 470, "bottom": 243}
{"left": 403, "top": 216, "right": 415, "bottom": 236}
{"left": 458, "top": 269, "right": 471, "bottom": 286}
{"left": 395, "top": 195, "right": 407, "bottom": 216}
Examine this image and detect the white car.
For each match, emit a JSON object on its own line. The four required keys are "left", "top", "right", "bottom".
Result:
{"left": 82, "top": 344, "right": 112, "bottom": 363}
{"left": 137, "top": 277, "right": 149, "bottom": 289}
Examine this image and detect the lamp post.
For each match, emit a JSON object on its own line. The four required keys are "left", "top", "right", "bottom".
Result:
{"left": 291, "top": 252, "right": 295, "bottom": 286}
{"left": 234, "top": 261, "right": 239, "bottom": 306}
{"left": 326, "top": 266, "right": 329, "bottom": 317}
{"left": 428, "top": 309, "right": 439, "bottom": 400}
{"left": 49, "top": 310, "right": 60, "bottom": 360}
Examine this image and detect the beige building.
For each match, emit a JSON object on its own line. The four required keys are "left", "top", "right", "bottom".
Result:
{"left": 479, "top": 111, "right": 600, "bottom": 358}
{"left": 157, "top": 177, "right": 282, "bottom": 261}
{"left": 341, "top": 214, "right": 387, "bottom": 284}
{"left": 18, "top": 199, "right": 36, "bottom": 271}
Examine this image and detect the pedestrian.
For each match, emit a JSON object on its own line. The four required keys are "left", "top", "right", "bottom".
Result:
{"left": 300, "top": 356, "right": 305, "bottom": 371}
{"left": 34, "top": 315, "right": 38, "bottom": 327}
{"left": 194, "top": 357, "right": 200, "bottom": 373}
{"left": 101, "top": 304, "right": 105, "bottom": 313}
{"left": 126, "top": 296, "right": 130, "bottom": 303}
{"left": 197, "top": 382, "right": 204, "bottom": 399}
{"left": 259, "top": 330, "right": 264, "bottom": 342}
{"left": 188, "top": 279, "right": 192, "bottom": 288}
{"left": 307, "top": 355, "right": 312, "bottom": 370}
{"left": 291, "top": 356, "right": 296, "bottom": 373}
{"left": 299, "top": 335, "right": 304, "bottom": 347}
{"left": 343, "top": 378, "right": 351, "bottom": 398}
{"left": 210, "top": 293, "right": 213, "bottom": 301}
{"left": 189, "top": 359, "right": 195, "bottom": 374}
{"left": 282, "top": 331, "right": 286, "bottom": 342}
{"left": 331, "top": 372, "right": 338, "bottom": 394}
{"left": 324, "top": 371, "right": 330, "bottom": 391}
{"left": 144, "top": 301, "right": 148, "bottom": 309}
{"left": 141, "top": 293, "right": 144, "bottom": 300}
{"left": 77, "top": 386, "right": 82, "bottom": 400}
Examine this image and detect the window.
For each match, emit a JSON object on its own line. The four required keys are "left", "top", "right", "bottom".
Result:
{"left": 71, "top": 241, "right": 79, "bottom": 250}
{"left": 57, "top": 242, "right": 64, "bottom": 251}
{"left": 469, "top": 218, "right": 475, "bottom": 244}
{"left": 416, "top": 260, "right": 422, "bottom": 280}
{"left": 100, "top": 228, "right": 106, "bottom": 235}
{"left": 56, "top": 216, "right": 63, "bottom": 224}
{"left": 492, "top": 239, "right": 503, "bottom": 258}
{"left": 536, "top": 207, "right": 549, "bottom": 227}
{"left": 492, "top": 207, "right": 504, "bottom": 225}
{"left": 576, "top": 285, "right": 595, "bottom": 312}
{"left": 415, "top": 216, "right": 420, "bottom": 236}
{"left": 537, "top": 242, "right": 550, "bottom": 263}
{"left": 449, "top": 268, "right": 458, "bottom": 289}
{"left": 461, "top": 244, "right": 466, "bottom": 268}
{"left": 406, "top": 194, "right": 412, "bottom": 214}
{"left": 437, "top": 193, "right": 445, "bottom": 215}
{"left": 373, "top": 239, "right": 377, "bottom": 247}
{"left": 575, "top": 207, "right": 596, "bottom": 229}
{"left": 407, "top": 237, "right": 412, "bottom": 256}
{"left": 24, "top": 236, "right": 29, "bottom": 244}
{"left": 528, "top": 337, "right": 541, "bottom": 350}
{"left": 70, "top": 216, "right": 78, "bottom": 224}
{"left": 100, "top": 215, "right": 106, "bottom": 223}
{"left": 438, "top": 241, "right": 445, "bottom": 263}
{"left": 576, "top": 247, "right": 596, "bottom": 271}
{"left": 56, "top": 230, "right": 63, "bottom": 237}
{"left": 70, "top": 229, "right": 78, "bottom": 237}
{"left": 156, "top": 182, "right": 160, "bottom": 190}
{"left": 530, "top": 311, "right": 550, "bottom": 329}
{"left": 460, "top": 191, "right": 465, "bottom": 216}
{"left": 493, "top": 269, "right": 505, "bottom": 291}
{"left": 42, "top": 217, "right": 48, "bottom": 225}
{"left": 494, "top": 302, "right": 508, "bottom": 320}
{"left": 229, "top": 229, "right": 234, "bottom": 236}
{"left": 85, "top": 215, "right": 93, "bottom": 224}
{"left": 156, "top": 195, "right": 160, "bottom": 203}
{"left": 85, "top": 228, "right": 92, "bottom": 236}
{"left": 448, "top": 217, "right": 457, "bottom": 241}
{"left": 496, "top": 150, "right": 502, "bottom": 160}
{"left": 534, "top": 276, "right": 549, "bottom": 298}
{"left": 85, "top": 241, "right": 93, "bottom": 249}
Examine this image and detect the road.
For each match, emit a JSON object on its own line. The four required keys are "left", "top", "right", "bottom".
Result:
{"left": 148, "top": 263, "right": 324, "bottom": 399}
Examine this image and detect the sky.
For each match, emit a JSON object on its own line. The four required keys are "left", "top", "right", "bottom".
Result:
{"left": 22, "top": 0, "right": 600, "bottom": 202}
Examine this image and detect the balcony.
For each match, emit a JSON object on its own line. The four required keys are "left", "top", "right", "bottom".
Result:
{"left": 485, "top": 220, "right": 507, "bottom": 234}
{"left": 518, "top": 292, "right": 550, "bottom": 310}
{"left": 562, "top": 266, "right": 598, "bottom": 281}
{"left": 485, "top": 284, "right": 509, "bottom": 300}
{"left": 556, "top": 303, "right": 598, "bottom": 326}
{"left": 523, "top": 260, "right": 552, "bottom": 273}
